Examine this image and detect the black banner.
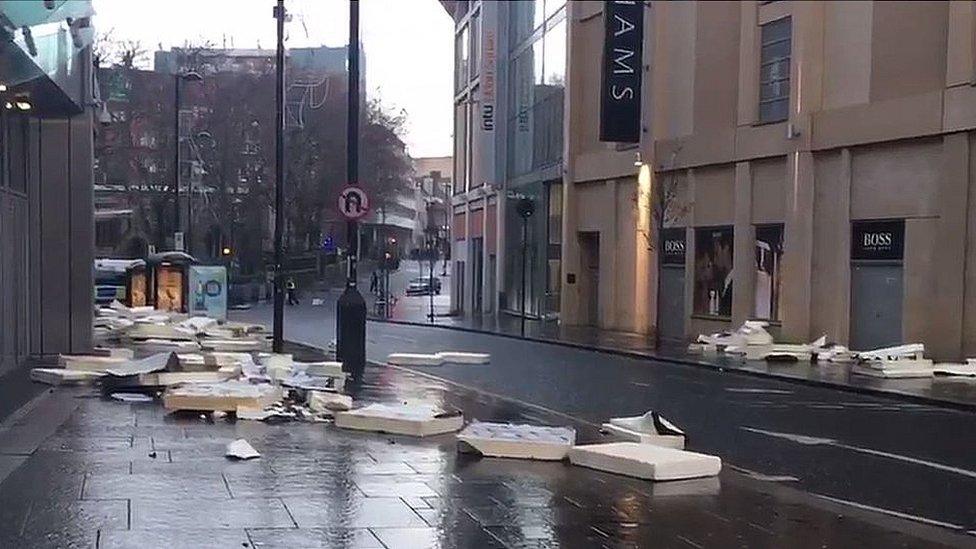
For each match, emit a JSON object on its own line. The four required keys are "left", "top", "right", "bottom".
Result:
{"left": 851, "top": 220, "right": 904, "bottom": 261}
{"left": 600, "top": 0, "right": 644, "bottom": 143}
{"left": 660, "top": 228, "right": 686, "bottom": 266}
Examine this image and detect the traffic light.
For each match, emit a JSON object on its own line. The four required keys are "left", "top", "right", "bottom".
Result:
{"left": 222, "top": 247, "right": 232, "bottom": 256}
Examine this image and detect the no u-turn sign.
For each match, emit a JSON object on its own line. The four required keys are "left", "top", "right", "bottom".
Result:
{"left": 338, "top": 185, "right": 370, "bottom": 220}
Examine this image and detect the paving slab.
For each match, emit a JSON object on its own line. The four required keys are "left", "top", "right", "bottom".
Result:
{"left": 247, "top": 527, "right": 384, "bottom": 549}
{"left": 130, "top": 497, "right": 295, "bottom": 529}
{"left": 98, "top": 528, "right": 250, "bottom": 549}
{"left": 282, "top": 497, "right": 427, "bottom": 529}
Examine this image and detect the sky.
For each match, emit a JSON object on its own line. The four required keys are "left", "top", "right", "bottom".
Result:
{"left": 92, "top": 0, "right": 455, "bottom": 158}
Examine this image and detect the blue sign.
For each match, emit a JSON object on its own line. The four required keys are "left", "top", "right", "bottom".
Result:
{"left": 321, "top": 235, "right": 336, "bottom": 252}
{"left": 189, "top": 266, "right": 228, "bottom": 320}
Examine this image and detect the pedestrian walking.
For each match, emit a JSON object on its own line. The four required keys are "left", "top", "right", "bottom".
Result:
{"left": 286, "top": 277, "right": 299, "bottom": 305}
{"left": 369, "top": 270, "right": 379, "bottom": 294}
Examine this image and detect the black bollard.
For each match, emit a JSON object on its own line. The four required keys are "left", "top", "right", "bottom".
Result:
{"left": 336, "top": 283, "right": 366, "bottom": 377}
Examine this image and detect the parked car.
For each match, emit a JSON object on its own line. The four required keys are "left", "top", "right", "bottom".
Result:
{"left": 405, "top": 276, "right": 442, "bottom": 296}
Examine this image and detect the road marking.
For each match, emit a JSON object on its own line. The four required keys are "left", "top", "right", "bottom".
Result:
{"left": 630, "top": 381, "right": 651, "bottom": 387}
{"left": 379, "top": 334, "right": 414, "bottom": 343}
{"left": 742, "top": 426, "right": 976, "bottom": 480}
{"left": 725, "top": 387, "right": 793, "bottom": 395}
{"left": 811, "top": 493, "right": 967, "bottom": 531}
{"left": 727, "top": 464, "right": 799, "bottom": 482}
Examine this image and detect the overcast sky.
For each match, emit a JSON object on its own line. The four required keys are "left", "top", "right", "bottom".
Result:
{"left": 92, "top": 0, "right": 455, "bottom": 158}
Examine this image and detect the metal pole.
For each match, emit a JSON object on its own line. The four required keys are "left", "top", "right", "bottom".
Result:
{"left": 520, "top": 216, "right": 527, "bottom": 337}
{"left": 272, "top": 0, "right": 286, "bottom": 353}
{"left": 173, "top": 75, "right": 181, "bottom": 239}
{"left": 336, "top": 0, "right": 367, "bottom": 377}
{"left": 429, "top": 248, "right": 435, "bottom": 322}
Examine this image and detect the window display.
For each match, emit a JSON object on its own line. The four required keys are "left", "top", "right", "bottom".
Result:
{"left": 694, "top": 227, "right": 733, "bottom": 317}
{"left": 754, "top": 225, "right": 784, "bottom": 320}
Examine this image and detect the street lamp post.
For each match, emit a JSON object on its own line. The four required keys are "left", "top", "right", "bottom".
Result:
{"left": 272, "top": 0, "right": 286, "bottom": 353}
{"left": 336, "top": 0, "right": 367, "bottom": 377}
{"left": 173, "top": 71, "right": 202, "bottom": 251}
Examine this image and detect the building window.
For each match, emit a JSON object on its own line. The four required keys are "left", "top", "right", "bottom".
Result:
{"left": 454, "top": 101, "right": 468, "bottom": 194}
{"left": 455, "top": 24, "right": 470, "bottom": 91}
{"left": 694, "top": 227, "right": 734, "bottom": 317}
{"left": 507, "top": 3, "right": 566, "bottom": 179}
{"left": 470, "top": 9, "right": 481, "bottom": 81}
{"left": 6, "top": 115, "right": 27, "bottom": 194}
{"left": 758, "top": 17, "right": 791, "bottom": 123}
{"left": 754, "top": 225, "right": 784, "bottom": 320}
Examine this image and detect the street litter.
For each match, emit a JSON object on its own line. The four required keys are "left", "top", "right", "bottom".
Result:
{"left": 58, "top": 354, "right": 128, "bottom": 372}
{"left": 226, "top": 439, "right": 260, "bottom": 460}
{"left": 457, "top": 422, "right": 575, "bottom": 461}
{"left": 308, "top": 391, "right": 352, "bottom": 413}
{"left": 852, "top": 344, "right": 934, "bottom": 378}
{"left": 111, "top": 392, "right": 154, "bottom": 403}
{"left": 104, "top": 352, "right": 178, "bottom": 377}
{"left": 932, "top": 363, "right": 976, "bottom": 377}
{"left": 438, "top": 352, "right": 490, "bottom": 364}
{"left": 601, "top": 411, "right": 685, "bottom": 449}
{"left": 236, "top": 407, "right": 277, "bottom": 421}
{"left": 334, "top": 402, "right": 464, "bottom": 437}
{"left": 163, "top": 381, "right": 283, "bottom": 412}
{"left": 386, "top": 351, "right": 491, "bottom": 366}
{"left": 30, "top": 368, "right": 104, "bottom": 385}
{"left": 387, "top": 353, "right": 443, "bottom": 366}
{"left": 568, "top": 442, "right": 722, "bottom": 481}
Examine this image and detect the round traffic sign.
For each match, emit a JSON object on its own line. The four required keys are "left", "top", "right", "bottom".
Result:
{"left": 338, "top": 185, "right": 370, "bottom": 220}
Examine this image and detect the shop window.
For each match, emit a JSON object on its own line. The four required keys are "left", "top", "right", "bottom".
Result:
{"left": 694, "top": 227, "right": 734, "bottom": 317}
{"left": 754, "top": 225, "right": 784, "bottom": 320}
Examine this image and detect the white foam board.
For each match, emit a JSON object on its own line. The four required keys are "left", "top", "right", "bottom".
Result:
{"left": 568, "top": 442, "right": 721, "bottom": 481}
{"left": 226, "top": 439, "right": 260, "bottom": 460}
{"left": 600, "top": 423, "right": 685, "bottom": 449}
{"left": 932, "top": 363, "right": 976, "bottom": 377}
{"left": 457, "top": 422, "right": 575, "bottom": 461}
{"left": 386, "top": 353, "right": 443, "bottom": 366}
{"left": 333, "top": 403, "right": 463, "bottom": 437}
{"left": 30, "top": 368, "right": 104, "bottom": 385}
{"left": 438, "top": 352, "right": 490, "bottom": 365}
{"left": 851, "top": 364, "right": 934, "bottom": 378}
{"left": 199, "top": 339, "right": 265, "bottom": 352}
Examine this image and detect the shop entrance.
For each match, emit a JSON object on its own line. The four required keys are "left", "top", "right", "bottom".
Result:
{"left": 578, "top": 232, "right": 600, "bottom": 326}
{"left": 849, "top": 220, "right": 905, "bottom": 350}
{"left": 657, "top": 228, "right": 687, "bottom": 342}
{"left": 454, "top": 260, "right": 465, "bottom": 314}
{"left": 658, "top": 267, "right": 685, "bottom": 342}
{"left": 472, "top": 237, "right": 484, "bottom": 313}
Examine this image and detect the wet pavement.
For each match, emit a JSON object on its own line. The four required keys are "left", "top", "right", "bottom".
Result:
{"left": 1, "top": 348, "right": 972, "bottom": 548}
{"left": 229, "top": 305, "right": 976, "bottom": 535}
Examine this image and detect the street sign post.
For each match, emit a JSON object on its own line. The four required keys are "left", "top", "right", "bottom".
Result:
{"left": 336, "top": 0, "right": 367, "bottom": 380}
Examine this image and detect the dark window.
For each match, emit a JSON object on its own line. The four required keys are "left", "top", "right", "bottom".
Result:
{"left": 6, "top": 116, "right": 27, "bottom": 193}
{"left": 758, "top": 17, "right": 791, "bottom": 123}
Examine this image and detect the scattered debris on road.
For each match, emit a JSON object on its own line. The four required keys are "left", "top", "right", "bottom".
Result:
{"left": 457, "top": 422, "right": 575, "bottom": 461}
{"left": 226, "top": 438, "right": 261, "bottom": 460}
{"left": 569, "top": 442, "right": 722, "bottom": 481}
{"left": 386, "top": 351, "right": 491, "bottom": 366}
{"left": 334, "top": 402, "right": 464, "bottom": 436}
{"left": 601, "top": 412, "right": 686, "bottom": 449}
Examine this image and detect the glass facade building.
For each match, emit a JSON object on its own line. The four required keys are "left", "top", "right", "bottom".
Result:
{"left": 502, "top": 0, "right": 565, "bottom": 318}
